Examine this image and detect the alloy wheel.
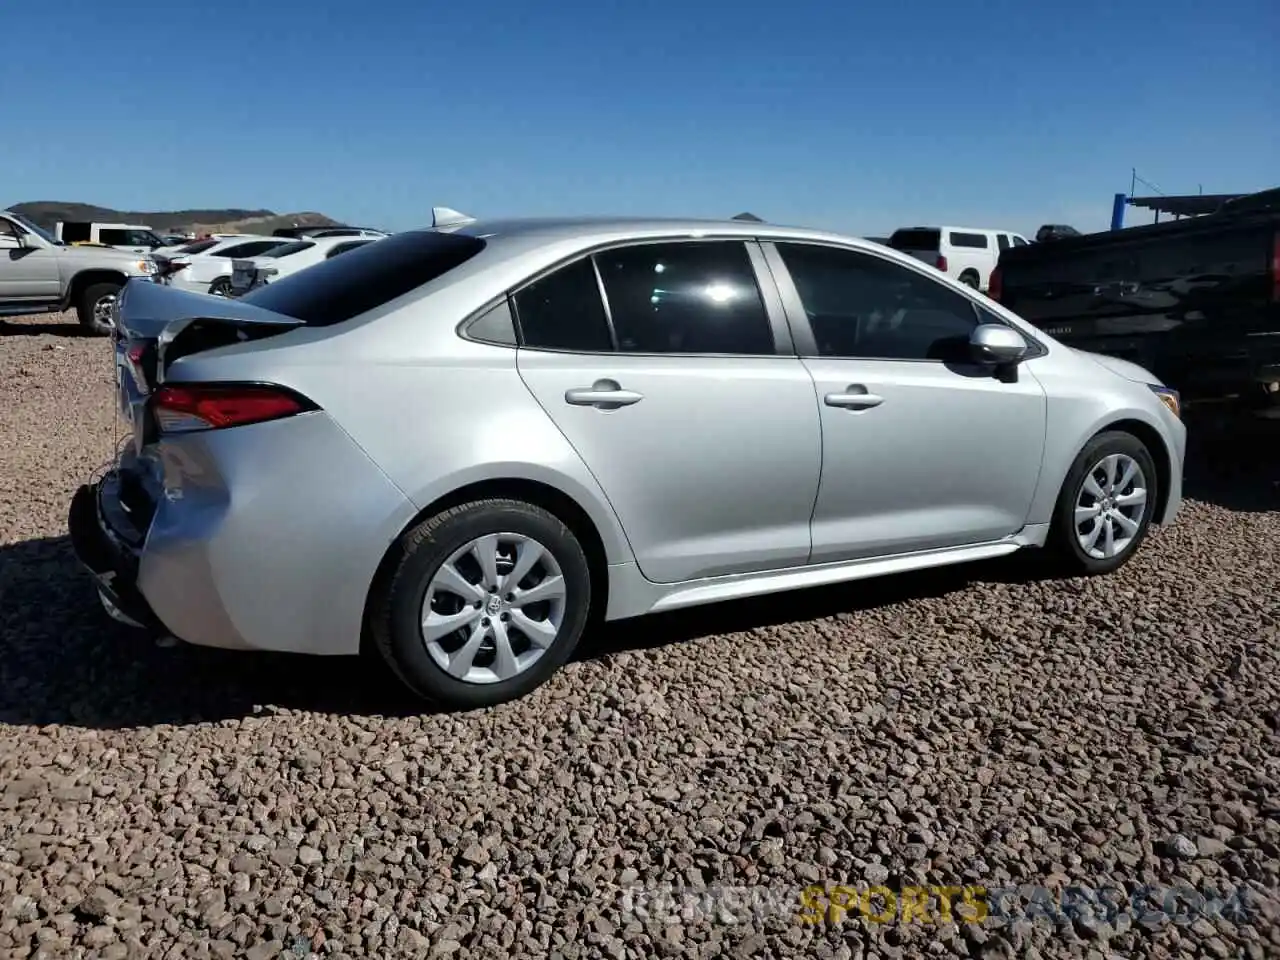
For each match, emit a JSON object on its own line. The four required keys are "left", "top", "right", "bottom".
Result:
{"left": 1074, "top": 453, "right": 1148, "bottom": 560}
{"left": 420, "top": 532, "right": 567, "bottom": 684}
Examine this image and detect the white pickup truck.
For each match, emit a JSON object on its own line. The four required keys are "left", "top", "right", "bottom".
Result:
{"left": 0, "top": 210, "right": 160, "bottom": 334}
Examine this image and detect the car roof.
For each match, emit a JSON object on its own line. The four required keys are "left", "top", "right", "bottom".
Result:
{"left": 446, "top": 215, "right": 891, "bottom": 253}
{"left": 893, "top": 225, "right": 1023, "bottom": 235}
{"left": 189, "top": 235, "right": 280, "bottom": 252}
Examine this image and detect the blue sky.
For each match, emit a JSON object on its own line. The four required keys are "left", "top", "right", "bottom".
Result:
{"left": 3, "top": 0, "right": 1276, "bottom": 236}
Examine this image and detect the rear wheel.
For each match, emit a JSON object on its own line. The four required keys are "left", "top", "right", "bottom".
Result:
{"left": 370, "top": 499, "right": 592, "bottom": 709}
{"left": 959, "top": 271, "right": 980, "bottom": 289}
{"left": 209, "top": 277, "right": 233, "bottom": 298}
{"left": 76, "top": 281, "right": 123, "bottom": 335}
{"left": 1048, "top": 431, "right": 1158, "bottom": 574}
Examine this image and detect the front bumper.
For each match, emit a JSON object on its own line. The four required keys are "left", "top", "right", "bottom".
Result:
{"left": 67, "top": 479, "right": 164, "bottom": 631}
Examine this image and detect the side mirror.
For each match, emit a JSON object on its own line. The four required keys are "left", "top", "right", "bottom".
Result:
{"left": 970, "top": 323, "right": 1029, "bottom": 365}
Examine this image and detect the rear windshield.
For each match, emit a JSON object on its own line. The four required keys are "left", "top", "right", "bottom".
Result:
{"left": 888, "top": 229, "right": 941, "bottom": 251}
{"left": 241, "top": 230, "right": 487, "bottom": 326}
{"left": 177, "top": 238, "right": 220, "bottom": 255}
{"left": 260, "top": 240, "right": 315, "bottom": 259}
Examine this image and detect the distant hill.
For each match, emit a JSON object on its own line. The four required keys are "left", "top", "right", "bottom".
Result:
{"left": 8, "top": 201, "right": 344, "bottom": 236}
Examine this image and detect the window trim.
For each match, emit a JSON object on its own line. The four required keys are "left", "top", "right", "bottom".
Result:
{"left": 760, "top": 239, "right": 1048, "bottom": 363}
{"left": 589, "top": 255, "right": 621, "bottom": 351}
{"left": 498, "top": 235, "right": 796, "bottom": 358}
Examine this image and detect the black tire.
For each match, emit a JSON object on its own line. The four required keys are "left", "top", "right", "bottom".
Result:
{"left": 1048, "top": 430, "right": 1158, "bottom": 575}
{"left": 76, "top": 281, "right": 123, "bottom": 335}
{"left": 209, "top": 277, "right": 233, "bottom": 298}
{"left": 370, "top": 499, "right": 592, "bottom": 709}
{"left": 959, "top": 272, "right": 980, "bottom": 289}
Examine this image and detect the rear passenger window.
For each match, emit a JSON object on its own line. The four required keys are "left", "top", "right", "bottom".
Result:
{"left": 996, "top": 234, "right": 1010, "bottom": 252}
{"left": 595, "top": 241, "right": 774, "bottom": 355}
{"left": 513, "top": 258, "right": 614, "bottom": 352}
{"left": 949, "top": 232, "right": 989, "bottom": 249}
{"left": 777, "top": 243, "right": 981, "bottom": 362}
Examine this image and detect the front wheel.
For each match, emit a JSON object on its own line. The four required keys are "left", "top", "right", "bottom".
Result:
{"left": 76, "top": 281, "right": 123, "bottom": 335}
{"left": 370, "top": 499, "right": 592, "bottom": 709}
{"left": 1048, "top": 431, "right": 1158, "bottom": 574}
{"left": 209, "top": 277, "right": 233, "bottom": 298}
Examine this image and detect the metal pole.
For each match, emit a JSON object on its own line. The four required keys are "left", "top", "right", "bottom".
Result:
{"left": 1111, "top": 193, "right": 1127, "bottom": 231}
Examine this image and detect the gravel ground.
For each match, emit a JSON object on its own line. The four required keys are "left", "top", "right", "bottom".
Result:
{"left": 1, "top": 311, "right": 1278, "bottom": 960}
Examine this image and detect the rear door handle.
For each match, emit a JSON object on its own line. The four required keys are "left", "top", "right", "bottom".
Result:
{"left": 565, "top": 379, "right": 644, "bottom": 408}
{"left": 825, "top": 386, "right": 884, "bottom": 410}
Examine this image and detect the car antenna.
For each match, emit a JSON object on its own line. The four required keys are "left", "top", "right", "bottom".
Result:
{"left": 431, "top": 206, "right": 477, "bottom": 230}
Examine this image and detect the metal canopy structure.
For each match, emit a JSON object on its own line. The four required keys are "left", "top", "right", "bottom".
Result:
{"left": 1126, "top": 194, "right": 1243, "bottom": 218}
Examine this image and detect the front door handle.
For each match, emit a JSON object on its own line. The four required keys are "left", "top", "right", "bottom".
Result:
{"left": 565, "top": 379, "right": 644, "bottom": 409}
{"left": 825, "top": 385, "right": 884, "bottom": 410}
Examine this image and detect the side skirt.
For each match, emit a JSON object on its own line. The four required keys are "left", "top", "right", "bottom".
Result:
{"left": 605, "top": 531, "right": 1046, "bottom": 621}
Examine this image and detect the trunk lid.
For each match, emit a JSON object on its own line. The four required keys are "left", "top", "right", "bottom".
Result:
{"left": 113, "top": 279, "right": 303, "bottom": 456}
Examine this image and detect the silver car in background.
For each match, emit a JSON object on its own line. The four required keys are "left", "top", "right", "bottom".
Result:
{"left": 69, "top": 217, "right": 1186, "bottom": 708}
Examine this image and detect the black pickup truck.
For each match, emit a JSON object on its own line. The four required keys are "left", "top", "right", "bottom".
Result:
{"left": 990, "top": 187, "right": 1280, "bottom": 411}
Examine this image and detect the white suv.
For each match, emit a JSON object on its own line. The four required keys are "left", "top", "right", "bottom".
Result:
{"left": 887, "top": 226, "right": 1030, "bottom": 291}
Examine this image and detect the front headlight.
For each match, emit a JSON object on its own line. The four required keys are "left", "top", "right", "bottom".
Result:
{"left": 1148, "top": 384, "right": 1180, "bottom": 419}
{"left": 134, "top": 259, "right": 159, "bottom": 276}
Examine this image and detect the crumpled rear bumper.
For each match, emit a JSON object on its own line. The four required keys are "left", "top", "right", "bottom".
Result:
{"left": 67, "top": 410, "right": 421, "bottom": 656}
{"left": 67, "top": 478, "right": 164, "bottom": 631}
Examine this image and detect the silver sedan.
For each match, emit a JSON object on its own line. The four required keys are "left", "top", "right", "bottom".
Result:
{"left": 69, "top": 216, "right": 1186, "bottom": 708}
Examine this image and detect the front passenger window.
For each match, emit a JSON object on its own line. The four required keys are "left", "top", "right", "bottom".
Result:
{"left": 776, "top": 243, "right": 981, "bottom": 361}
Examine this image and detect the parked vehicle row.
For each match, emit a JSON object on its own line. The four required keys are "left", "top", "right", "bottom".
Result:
{"left": 229, "top": 235, "right": 378, "bottom": 294}
{"left": 990, "top": 185, "right": 1280, "bottom": 413}
{"left": 272, "top": 226, "right": 388, "bottom": 240}
{"left": 0, "top": 210, "right": 159, "bottom": 333}
{"left": 155, "top": 233, "right": 383, "bottom": 297}
{"left": 886, "top": 225, "right": 1030, "bottom": 292}
{"left": 69, "top": 215, "right": 1185, "bottom": 710}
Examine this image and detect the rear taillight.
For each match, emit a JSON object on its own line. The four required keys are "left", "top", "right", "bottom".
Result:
{"left": 151, "top": 383, "right": 316, "bottom": 434}
{"left": 121, "top": 339, "right": 158, "bottom": 393}
{"left": 1271, "top": 231, "right": 1279, "bottom": 302}
{"left": 936, "top": 254, "right": 948, "bottom": 272}
{"left": 988, "top": 265, "right": 1003, "bottom": 302}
